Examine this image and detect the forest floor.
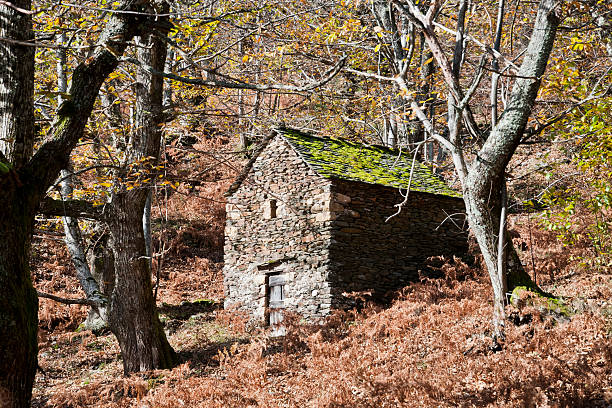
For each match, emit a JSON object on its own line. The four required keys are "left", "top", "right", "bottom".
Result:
{"left": 29, "top": 142, "right": 612, "bottom": 407}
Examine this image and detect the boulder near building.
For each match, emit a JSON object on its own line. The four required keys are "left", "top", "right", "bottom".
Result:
{"left": 223, "top": 128, "right": 468, "bottom": 325}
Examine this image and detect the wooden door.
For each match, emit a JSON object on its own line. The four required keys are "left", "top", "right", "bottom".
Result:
{"left": 268, "top": 274, "right": 286, "bottom": 336}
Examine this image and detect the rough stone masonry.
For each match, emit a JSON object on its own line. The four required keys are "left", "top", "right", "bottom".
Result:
{"left": 224, "top": 128, "right": 468, "bottom": 324}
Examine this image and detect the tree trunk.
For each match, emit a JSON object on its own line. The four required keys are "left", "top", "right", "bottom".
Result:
{"left": 55, "top": 42, "right": 109, "bottom": 328}
{"left": 0, "top": 186, "right": 38, "bottom": 407}
{"left": 107, "top": 7, "right": 177, "bottom": 373}
{"left": 0, "top": 0, "right": 34, "bottom": 170}
{"left": 460, "top": 0, "right": 560, "bottom": 338}
{"left": 463, "top": 175, "right": 508, "bottom": 338}
{"left": 84, "top": 229, "right": 115, "bottom": 331}
{"left": 108, "top": 195, "right": 176, "bottom": 373}
{"left": 0, "top": 2, "right": 38, "bottom": 406}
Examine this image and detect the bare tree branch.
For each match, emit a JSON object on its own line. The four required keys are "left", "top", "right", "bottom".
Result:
{"left": 37, "top": 291, "right": 100, "bottom": 306}
{"left": 123, "top": 56, "right": 347, "bottom": 92}
{"left": 39, "top": 198, "right": 104, "bottom": 220}
{"left": 0, "top": 0, "right": 37, "bottom": 15}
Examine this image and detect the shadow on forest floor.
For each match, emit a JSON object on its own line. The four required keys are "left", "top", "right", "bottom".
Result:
{"left": 159, "top": 299, "right": 250, "bottom": 372}
{"left": 177, "top": 337, "right": 250, "bottom": 372}
{"left": 159, "top": 299, "right": 220, "bottom": 320}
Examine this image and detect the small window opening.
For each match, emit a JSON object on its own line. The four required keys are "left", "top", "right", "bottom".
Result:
{"left": 269, "top": 199, "right": 277, "bottom": 218}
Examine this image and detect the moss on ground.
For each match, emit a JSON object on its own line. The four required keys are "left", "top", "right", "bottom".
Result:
{"left": 510, "top": 286, "right": 572, "bottom": 317}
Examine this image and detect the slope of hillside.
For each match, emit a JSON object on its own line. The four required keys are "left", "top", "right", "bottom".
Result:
{"left": 30, "top": 136, "right": 612, "bottom": 407}
{"left": 33, "top": 256, "right": 612, "bottom": 407}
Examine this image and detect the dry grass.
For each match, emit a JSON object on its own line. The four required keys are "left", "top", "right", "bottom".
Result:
{"left": 32, "top": 254, "right": 612, "bottom": 407}
{"left": 30, "top": 136, "right": 612, "bottom": 407}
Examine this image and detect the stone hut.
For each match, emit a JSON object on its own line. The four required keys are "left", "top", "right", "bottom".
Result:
{"left": 223, "top": 127, "right": 468, "bottom": 325}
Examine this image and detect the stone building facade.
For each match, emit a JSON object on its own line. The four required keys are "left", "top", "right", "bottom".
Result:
{"left": 223, "top": 128, "right": 468, "bottom": 324}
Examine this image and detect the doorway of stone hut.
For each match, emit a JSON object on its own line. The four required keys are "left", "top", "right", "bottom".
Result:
{"left": 266, "top": 272, "right": 286, "bottom": 336}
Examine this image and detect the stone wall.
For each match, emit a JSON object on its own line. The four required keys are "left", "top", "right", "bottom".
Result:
{"left": 224, "top": 135, "right": 469, "bottom": 323}
{"left": 224, "top": 136, "right": 335, "bottom": 323}
{"left": 327, "top": 179, "right": 468, "bottom": 307}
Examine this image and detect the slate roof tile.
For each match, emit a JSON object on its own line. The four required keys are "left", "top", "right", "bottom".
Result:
{"left": 279, "top": 128, "right": 461, "bottom": 198}
{"left": 226, "top": 127, "right": 461, "bottom": 198}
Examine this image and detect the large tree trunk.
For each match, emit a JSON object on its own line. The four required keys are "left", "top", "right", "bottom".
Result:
{"left": 107, "top": 6, "right": 177, "bottom": 373}
{"left": 0, "top": 0, "right": 34, "bottom": 170}
{"left": 0, "top": 185, "right": 38, "bottom": 407}
{"left": 108, "top": 195, "right": 176, "bottom": 373}
{"left": 463, "top": 0, "right": 560, "bottom": 336}
{"left": 0, "top": 1, "right": 38, "bottom": 406}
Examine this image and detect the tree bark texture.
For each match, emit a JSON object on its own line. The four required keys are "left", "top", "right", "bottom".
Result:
{"left": 83, "top": 229, "right": 115, "bottom": 331}
{"left": 107, "top": 9, "right": 177, "bottom": 373}
{"left": 108, "top": 196, "right": 176, "bottom": 373}
{"left": 461, "top": 0, "right": 560, "bottom": 334}
{"left": 59, "top": 169, "right": 109, "bottom": 324}
{"left": 0, "top": 186, "right": 38, "bottom": 408}
{"left": 0, "top": 1, "right": 147, "bottom": 404}
{"left": 0, "top": 0, "right": 34, "bottom": 170}
{"left": 0, "top": 2, "right": 37, "bottom": 406}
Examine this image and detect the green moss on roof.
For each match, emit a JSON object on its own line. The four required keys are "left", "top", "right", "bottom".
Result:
{"left": 279, "top": 128, "right": 461, "bottom": 198}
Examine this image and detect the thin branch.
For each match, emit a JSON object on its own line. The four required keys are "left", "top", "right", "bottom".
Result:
{"left": 0, "top": 0, "right": 38, "bottom": 15}
{"left": 385, "top": 141, "right": 423, "bottom": 222}
{"left": 392, "top": 0, "right": 462, "bottom": 103}
{"left": 409, "top": 101, "right": 455, "bottom": 153}
{"left": 123, "top": 56, "right": 347, "bottom": 92}
{"left": 522, "top": 71, "right": 612, "bottom": 140}
{"left": 186, "top": 5, "right": 328, "bottom": 63}
{"left": 343, "top": 67, "right": 404, "bottom": 83}
{"left": 59, "top": 2, "right": 249, "bottom": 19}
{"left": 74, "top": 142, "right": 120, "bottom": 167}
{"left": 491, "top": 0, "right": 507, "bottom": 127}
{"left": 0, "top": 36, "right": 66, "bottom": 49}
{"left": 432, "top": 21, "right": 520, "bottom": 74}
{"left": 435, "top": 210, "right": 468, "bottom": 231}
{"left": 452, "top": 0, "right": 469, "bottom": 77}
{"left": 37, "top": 291, "right": 98, "bottom": 306}
{"left": 459, "top": 54, "right": 488, "bottom": 109}
{"left": 39, "top": 198, "right": 104, "bottom": 220}
{"left": 497, "top": 178, "right": 508, "bottom": 301}
{"left": 49, "top": 164, "right": 122, "bottom": 190}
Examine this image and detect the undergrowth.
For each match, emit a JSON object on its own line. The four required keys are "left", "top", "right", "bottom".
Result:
{"left": 30, "top": 137, "right": 612, "bottom": 407}
{"left": 34, "top": 267, "right": 612, "bottom": 407}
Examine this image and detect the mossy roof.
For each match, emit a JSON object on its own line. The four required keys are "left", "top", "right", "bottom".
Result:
{"left": 278, "top": 128, "right": 460, "bottom": 198}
